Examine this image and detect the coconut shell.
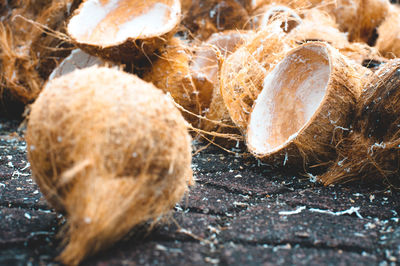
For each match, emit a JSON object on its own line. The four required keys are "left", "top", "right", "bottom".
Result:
{"left": 0, "top": 0, "right": 80, "bottom": 109}
{"left": 289, "top": 8, "right": 349, "bottom": 49}
{"left": 190, "top": 30, "right": 253, "bottom": 132}
{"left": 48, "top": 49, "right": 118, "bottom": 81}
{"left": 323, "top": 0, "right": 389, "bottom": 43}
{"left": 220, "top": 20, "right": 296, "bottom": 132}
{"left": 246, "top": 42, "right": 362, "bottom": 168}
{"left": 67, "top": 0, "right": 181, "bottom": 63}
{"left": 376, "top": 5, "right": 400, "bottom": 59}
{"left": 319, "top": 60, "right": 400, "bottom": 185}
{"left": 26, "top": 66, "right": 193, "bottom": 265}
{"left": 181, "top": 0, "right": 250, "bottom": 41}
{"left": 143, "top": 37, "right": 206, "bottom": 127}
{"left": 253, "top": 4, "right": 302, "bottom": 32}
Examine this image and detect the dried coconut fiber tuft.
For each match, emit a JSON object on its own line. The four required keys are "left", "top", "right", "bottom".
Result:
{"left": 26, "top": 66, "right": 193, "bottom": 265}
{"left": 319, "top": 60, "right": 400, "bottom": 186}
{"left": 67, "top": 0, "right": 181, "bottom": 63}
{"left": 246, "top": 42, "right": 362, "bottom": 169}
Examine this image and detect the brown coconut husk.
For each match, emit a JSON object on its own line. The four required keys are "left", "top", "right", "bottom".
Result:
{"left": 375, "top": 5, "right": 400, "bottom": 59}
{"left": 246, "top": 42, "right": 362, "bottom": 168}
{"left": 220, "top": 19, "right": 296, "bottom": 132}
{"left": 143, "top": 37, "right": 205, "bottom": 127}
{"left": 181, "top": 0, "right": 250, "bottom": 41}
{"left": 26, "top": 66, "right": 193, "bottom": 265}
{"left": 190, "top": 30, "right": 253, "bottom": 133}
{"left": 319, "top": 60, "right": 400, "bottom": 186}
{"left": 48, "top": 48, "right": 119, "bottom": 81}
{"left": 0, "top": 0, "right": 80, "bottom": 111}
{"left": 289, "top": 8, "right": 349, "bottom": 49}
{"left": 323, "top": 0, "right": 390, "bottom": 43}
{"left": 67, "top": 0, "right": 181, "bottom": 63}
{"left": 252, "top": 4, "right": 302, "bottom": 32}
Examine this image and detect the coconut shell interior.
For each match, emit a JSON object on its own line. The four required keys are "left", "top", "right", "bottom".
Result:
{"left": 68, "top": 0, "right": 180, "bottom": 46}
{"left": 247, "top": 45, "right": 330, "bottom": 155}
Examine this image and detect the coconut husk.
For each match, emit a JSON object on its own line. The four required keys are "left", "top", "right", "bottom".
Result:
{"left": 376, "top": 5, "right": 400, "bottom": 59}
{"left": 339, "top": 42, "right": 387, "bottom": 69}
{"left": 143, "top": 37, "right": 205, "bottom": 127}
{"left": 220, "top": 19, "right": 296, "bottom": 132}
{"left": 323, "top": 0, "right": 389, "bottom": 43}
{"left": 181, "top": 0, "right": 250, "bottom": 41}
{"left": 48, "top": 49, "right": 118, "bottom": 81}
{"left": 319, "top": 60, "right": 400, "bottom": 186}
{"left": 252, "top": 4, "right": 302, "bottom": 32}
{"left": 289, "top": 8, "right": 349, "bottom": 49}
{"left": 246, "top": 42, "right": 362, "bottom": 169}
{"left": 26, "top": 66, "right": 193, "bottom": 265}
{"left": 67, "top": 0, "right": 181, "bottom": 63}
{"left": 0, "top": 0, "right": 80, "bottom": 112}
{"left": 191, "top": 30, "right": 253, "bottom": 133}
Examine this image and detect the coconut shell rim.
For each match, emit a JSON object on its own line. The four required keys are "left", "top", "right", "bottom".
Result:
{"left": 67, "top": 0, "right": 181, "bottom": 48}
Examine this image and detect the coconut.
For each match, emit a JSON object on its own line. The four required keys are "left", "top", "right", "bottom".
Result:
{"left": 0, "top": 0, "right": 79, "bottom": 111}
{"left": 323, "top": 0, "right": 389, "bottom": 43}
{"left": 220, "top": 20, "right": 296, "bottom": 132}
{"left": 143, "top": 37, "right": 205, "bottom": 127}
{"left": 289, "top": 8, "right": 349, "bottom": 49}
{"left": 190, "top": 30, "right": 253, "bottom": 132}
{"left": 252, "top": 4, "right": 302, "bottom": 32}
{"left": 246, "top": 42, "right": 362, "bottom": 168}
{"left": 48, "top": 49, "right": 118, "bottom": 81}
{"left": 26, "top": 66, "right": 193, "bottom": 265}
{"left": 319, "top": 60, "right": 400, "bottom": 186}
{"left": 339, "top": 42, "right": 387, "bottom": 68}
{"left": 376, "top": 5, "right": 400, "bottom": 59}
{"left": 67, "top": 0, "right": 181, "bottom": 63}
{"left": 181, "top": 0, "right": 250, "bottom": 41}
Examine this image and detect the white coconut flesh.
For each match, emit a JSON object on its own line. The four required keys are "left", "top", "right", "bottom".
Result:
{"left": 68, "top": 0, "right": 181, "bottom": 46}
{"left": 247, "top": 45, "right": 330, "bottom": 155}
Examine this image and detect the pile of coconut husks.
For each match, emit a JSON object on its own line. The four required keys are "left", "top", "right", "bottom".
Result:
{"left": 3, "top": 0, "right": 400, "bottom": 264}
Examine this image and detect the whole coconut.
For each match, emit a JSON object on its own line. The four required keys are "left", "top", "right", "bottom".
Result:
{"left": 26, "top": 66, "right": 193, "bottom": 265}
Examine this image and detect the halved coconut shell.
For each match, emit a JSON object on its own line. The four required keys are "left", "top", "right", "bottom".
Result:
{"left": 190, "top": 30, "right": 253, "bottom": 132}
{"left": 246, "top": 42, "right": 362, "bottom": 168}
{"left": 319, "top": 60, "right": 400, "bottom": 186}
{"left": 220, "top": 20, "right": 296, "bottom": 132}
{"left": 67, "top": 0, "right": 181, "bottom": 63}
{"left": 49, "top": 49, "right": 117, "bottom": 81}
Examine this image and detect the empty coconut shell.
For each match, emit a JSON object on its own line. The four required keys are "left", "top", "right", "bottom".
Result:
{"left": 26, "top": 66, "right": 193, "bottom": 265}
{"left": 319, "top": 60, "right": 400, "bottom": 186}
{"left": 246, "top": 42, "right": 362, "bottom": 168}
{"left": 67, "top": 0, "right": 181, "bottom": 63}
{"left": 220, "top": 20, "right": 296, "bottom": 132}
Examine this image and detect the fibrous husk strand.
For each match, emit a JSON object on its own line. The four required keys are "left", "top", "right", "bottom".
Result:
{"left": 319, "top": 60, "right": 400, "bottom": 186}
{"left": 26, "top": 66, "right": 193, "bottom": 265}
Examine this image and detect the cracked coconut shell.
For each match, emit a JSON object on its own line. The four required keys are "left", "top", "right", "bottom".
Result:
{"left": 26, "top": 66, "right": 193, "bottom": 265}
{"left": 246, "top": 42, "right": 362, "bottom": 169}
{"left": 67, "top": 0, "right": 181, "bottom": 63}
{"left": 319, "top": 59, "right": 400, "bottom": 186}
